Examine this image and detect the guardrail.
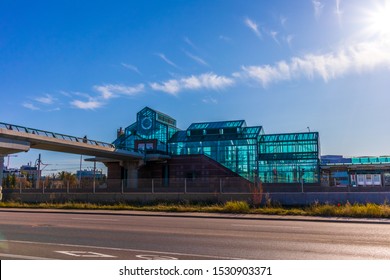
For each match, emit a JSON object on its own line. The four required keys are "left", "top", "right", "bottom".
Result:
{"left": 0, "top": 122, "right": 115, "bottom": 148}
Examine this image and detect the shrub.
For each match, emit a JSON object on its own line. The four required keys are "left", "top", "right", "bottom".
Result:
{"left": 223, "top": 201, "right": 250, "bottom": 213}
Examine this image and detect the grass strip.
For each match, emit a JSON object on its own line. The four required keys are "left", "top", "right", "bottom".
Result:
{"left": 1, "top": 200, "right": 390, "bottom": 218}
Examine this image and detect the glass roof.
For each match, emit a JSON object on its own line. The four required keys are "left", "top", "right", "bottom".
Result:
{"left": 352, "top": 156, "right": 390, "bottom": 164}
{"left": 260, "top": 132, "right": 319, "bottom": 142}
{"left": 168, "top": 126, "right": 263, "bottom": 143}
{"left": 187, "top": 120, "right": 246, "bottom": 130}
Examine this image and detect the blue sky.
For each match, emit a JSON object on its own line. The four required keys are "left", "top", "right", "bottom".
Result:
{"left": 1, "top": 0, "right": 390, "bottom": 173}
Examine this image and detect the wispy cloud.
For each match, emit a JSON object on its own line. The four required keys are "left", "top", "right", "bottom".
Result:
{"left": 202, "top": 96, "right": 218, "bottom": 104}
{"left": 312, "top": 0, "right": 325, "bottom": 19}
{"left": 22, "top": 102, "right": 40, "bottom": 110}
{"left": 65, "top": 83, "right": 144, "bottom": 110}
{"left": 284, "top": 34, "right": 294, "bottom": 48}
{"left": 184, "top": 37, "right": 198, "bottom": 50}
{"left": 235, "top": 40, "right": 390, "bottom": 87}
{"left": 184, "top": 51, "right": 209, "bottom": 66}
{"left": 35, "top": 94, "right": 55, "bottom": 105}
{"left": 70, "top": 98, "right": 104, "bottom": 110}
{"left": 244, "top": 17, "right": 261, "bottom": 38}
{"left": 334, "top": 0, "right": 343, "bottom": 25}
{"left": 94, "top": 84, "right": 145, "bottom": 99}
{"left": 280, "top": 15, "right": 287, "bottom": 27}
{"left": 150, "top": 80, "right": 181, "bottom": 95}
{"left": 121, "top": 63, "right": 142, "bottom": 75}
{"left": 269, "top": 30, "right": 279, "bottom": 45}
{"left": 155, "top": 53, "right": 180, "bottom": 69}
{"left": 150, "top": 72, "right": 235, "bottom": 95}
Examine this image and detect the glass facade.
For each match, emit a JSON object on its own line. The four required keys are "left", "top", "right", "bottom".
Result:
{"left": 113, "top": 107, "right": 179, "bottom": 153}
{"left": 258, "top": 132, "right": 320, "bottom": 183}
{"left": 169, "top": 120, "right": 264, "bottom": 181}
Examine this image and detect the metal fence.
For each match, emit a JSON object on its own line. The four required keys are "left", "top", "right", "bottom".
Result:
{"left": 2, "top": 177, "right": 259, "bottom": 194}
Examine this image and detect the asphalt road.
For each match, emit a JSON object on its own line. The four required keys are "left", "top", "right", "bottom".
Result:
{"left": 0, "top": 209, "right": 390, "bottom": 260}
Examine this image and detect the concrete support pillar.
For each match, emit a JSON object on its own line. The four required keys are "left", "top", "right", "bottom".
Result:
{"left": 0, "top": 155, "right": 4, "bottom": 201}
{"left": 122, "top": 161, "right": 140, "bottom": 189}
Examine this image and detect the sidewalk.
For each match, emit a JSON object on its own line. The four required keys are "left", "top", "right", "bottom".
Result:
{"left": 1, "top": 207, "right": 390, "bottom": 224}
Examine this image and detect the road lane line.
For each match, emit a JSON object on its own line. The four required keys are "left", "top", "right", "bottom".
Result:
{"left": 0, "top": 253, "right": 53, "bottom": 260}
{"left": 5, "top": 240, "right": 243, "bottom": 260}
{"left": 231, "top": 224, "right": 303, "bottom": 229}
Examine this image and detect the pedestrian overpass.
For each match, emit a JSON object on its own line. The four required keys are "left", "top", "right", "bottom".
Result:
{"left": 0, "top": 121, "right": 149, "bottom": 199}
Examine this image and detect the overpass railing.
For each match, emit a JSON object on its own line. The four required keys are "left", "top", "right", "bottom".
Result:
{"left": 0, "top": 122, "right": 115, "bottom": 148}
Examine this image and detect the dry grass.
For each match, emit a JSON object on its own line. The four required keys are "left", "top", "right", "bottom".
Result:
{"left": 1, "top": 200, "right": 390, "bottom": 218}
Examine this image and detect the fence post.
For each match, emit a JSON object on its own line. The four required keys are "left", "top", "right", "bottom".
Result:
{"left": 19, "top": 181, "right": 22, "bottom": 194}
{"left": 184, "top": 178, "right": 187, "bottom": 194}
{"left": 67, "top": 181, "right": 69, "bottom": 194}
{"left": 220, "top": 178, "right": 223, "bottom": 193}
{"left": 42, "top": 181, "right": 44, "bottom": 194}
{"left": 151, "top": 179, "right": 154, "bottom": 194}
{"left": 121, "top": 180, "right": 124, "bottom": 194}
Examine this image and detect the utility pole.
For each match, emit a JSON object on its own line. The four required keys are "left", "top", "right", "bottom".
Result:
{"left": 79, "top": 155, "right": 83, "bottom": 188}
{"left": 93, "top": 160, "right": 96, "bottom": 193}
{"left": 36, "top": 154, "right": 41, "bottom": 189}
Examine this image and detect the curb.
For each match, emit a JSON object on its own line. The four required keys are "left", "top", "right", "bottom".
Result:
{"left": 1, "top": 207, "right": 390, "bottom": 225}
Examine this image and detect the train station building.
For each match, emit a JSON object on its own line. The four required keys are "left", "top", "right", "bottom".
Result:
{"left": 105, "top": 107, "right": 321, "bottom": 191}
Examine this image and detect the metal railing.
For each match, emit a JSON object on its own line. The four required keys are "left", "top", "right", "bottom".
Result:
{"left": 0, "top": 122, "right": 115, "bottom": 148}
{"left": 2, "top": 177, "right": 260, "bottom": 194}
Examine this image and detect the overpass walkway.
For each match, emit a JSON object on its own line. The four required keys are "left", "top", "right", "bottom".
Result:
{"left": 0, "top": 122, "right": 144, "bottom": 160}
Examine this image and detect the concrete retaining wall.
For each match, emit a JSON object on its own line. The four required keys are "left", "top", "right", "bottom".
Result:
{"left": 4, "top": 191, "right": 390, "bottom": 205}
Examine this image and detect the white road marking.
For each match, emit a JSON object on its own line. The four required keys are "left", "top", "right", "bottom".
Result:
{"left": 0, "top": 253, "right": 53, "bottom": 260}
{"left": 231, "top": 224, "right": 303, "bottom": 229}
{"left": 55, "top": 251, "right": 116, "bottom": 258}
{"left": 71, "top": 218, "right": 119, "bottom": 222}
{"left": 5, "top": 240, "right": 243, "bottom": 260}
{"left": 136, "top": 254, "right": 178, "bottom": 260}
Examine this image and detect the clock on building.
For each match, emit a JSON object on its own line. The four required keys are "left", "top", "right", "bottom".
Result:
{"left": 141, "top": 116, "right": 153, "bottom": 130}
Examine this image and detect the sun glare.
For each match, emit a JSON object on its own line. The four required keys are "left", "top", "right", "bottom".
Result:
{"left": 366, "top": 1, "right": 390, "bottom": 38}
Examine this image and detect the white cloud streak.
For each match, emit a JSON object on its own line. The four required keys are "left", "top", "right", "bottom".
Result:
{"left": 35, "top": 94, "right": 55, "bottom": 105}
{"left": 22, "top": 103, "right": 40, "bottom": 110}
{"left": 236, "top": 40, "right": 390, "bottom": 87}
{"left": 244, "top": 17, "right": 261, "bottom": 38}
{"left": 121, "top": 63, "right": 142, "bottom": 75}
{"left": 70, "top": 99, "right": 104, "bottom": 110}
{"left": 155, "top": 53, "right": 180, "bottom": 69}
{"left": 184, "top": 37, "right": 198, "bottom": 50}
{"left": 184, "top": 51, "right": 209, "bottom": 66}
{"left": 280, "top": 15, "right": 287, "bottom": 27}
{"left": 94, "top": 84, "right": 145, "bottom": 99}
{"left": 284, "top": 34, "right": 294, "bottom": 48}
{"left": 335, "top": 0, "right": 343, "bottom": 25}
{"left": 269, "top": 30, "right": 279, "bottom": 45}
{"left": 312, "top": 0, "right": 325, "bottom": 19}
{"left": 150, "top": 73, "right": 235, "bottom": 95}
{"left": 202, "top": 96, "right": 218, "bottom": 104}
